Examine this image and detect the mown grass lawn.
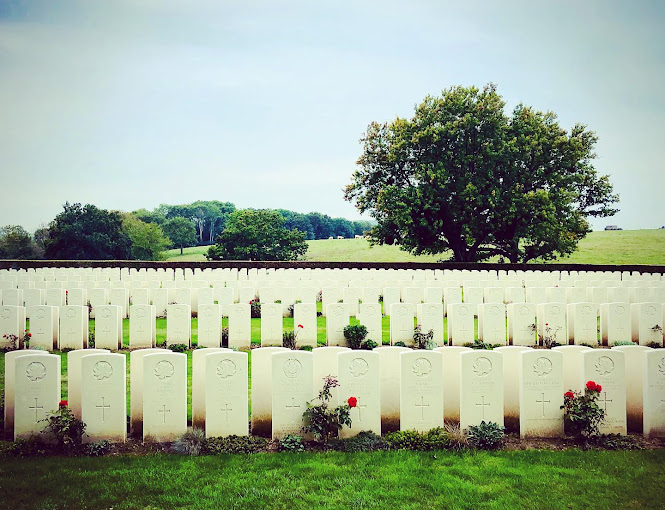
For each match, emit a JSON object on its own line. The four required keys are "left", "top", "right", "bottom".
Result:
{"left": 0, "top": 449, "right": 663, "bottom": 509}
{"left": 164, "top": 229, "right": 665, "bottom": 265}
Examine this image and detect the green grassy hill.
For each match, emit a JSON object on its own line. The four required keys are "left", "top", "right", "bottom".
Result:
{"left": 164, "top": 229, "right": 665, "bottom": 265}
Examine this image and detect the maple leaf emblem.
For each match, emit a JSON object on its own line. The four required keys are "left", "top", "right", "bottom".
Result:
{"left": 349, "top": 358, "right": 369, "bottom": 377}
{"left": 216, "top": 359, "right": 237, "bottom": 379}
{"left": 658, "top": 357, "right": 665, "bottom": 375}
{"left": 595, "top": 356, "right": 615, "bottom": 376}
{"left": 412, "top": 357, "right": 432, "bottom": 377}
{"left": 26, "top": 362, "right": 46, "bottom": 382}
{"left": 283, "top": 358, "right": 302, "bottom": 379}
{"left": 473, "top": 357, "right": 492, "bottom": 377}
{"left": 154, "top": 360, "right": 175, "bottom": 380}
{"left": 533, "top": 357, "right": 553, "bottom": 377}
{"left": 93, "top": 361, "right": 113, "bottom": 381}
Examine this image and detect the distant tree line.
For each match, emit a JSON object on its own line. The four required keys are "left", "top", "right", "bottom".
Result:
{"left": 0, "top": 200, "right": 372, "bottom": 261}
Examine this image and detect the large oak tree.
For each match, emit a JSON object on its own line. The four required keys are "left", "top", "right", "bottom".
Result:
{"left": 344, "top": 84, "right": 619, "bottom": 262}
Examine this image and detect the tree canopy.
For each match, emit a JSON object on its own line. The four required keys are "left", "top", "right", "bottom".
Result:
{"left": 0, "top": 225, "right": 41, "bottom": 259}
{"left": 121, "top": 214, "right": 171, "bottom": 260}
{"left": 162, "top": 216, "right": 197, "bottom": 255}
{"left": 206, "top": 209, "right": 308, "bottom": 261}
{"left": 344, "top": 83, "right": 619, "bottom": 262}
{"left": 44, "top": 203, "right": 133, "bottom": 260}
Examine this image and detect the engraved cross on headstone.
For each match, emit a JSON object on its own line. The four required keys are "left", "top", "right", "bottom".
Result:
{"left": 415, "top": 396, "right": 430, "bottom": 421}
{"left": 476, "top": 395, "right": 490, "bottom": 419}
{"left": 598, "top": 392, "right": 613, "bottom": 411}
{"left": 536, "top": 392, "right": 550, "bottom": 417}
{"left": 221, "top": 403, "right": 232, "bottom": 423}
{"left": 96, "top": 397, "right": 111, "bottom": 422}
{"left": 29, "top": 397, "right": 43, "bottom": 423}
{"left": 459, "top": 323, "right": 471, "bottom": 340}
{"left": 101, "top": 324, "right": 111, "bottom": 336}
{"left": 158, "top": 404, "right": 170, "bottom": 424}
{"left": 286, "top": 398, "right": 301, "bottom": 422}
{"left": 582, "top": 322, "right": 595, "bottom": 337}
{"left": 356, "top": 400, "right": 367, "bottom": 422}
{"left": 489, "top": 325, "right": 503, "bottom": 341}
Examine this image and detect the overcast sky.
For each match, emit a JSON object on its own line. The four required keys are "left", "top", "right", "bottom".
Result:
{"left": 1, "top": 0, "right": 663, "bottom": 232}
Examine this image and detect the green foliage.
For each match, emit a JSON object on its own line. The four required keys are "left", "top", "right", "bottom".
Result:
{"left": 0, "top": 225, "right": 42, "bottom": 259}
{"left": 302, "top": 376, "right": 352, "bottom": 443}
{"left": 384, "top": 428, "right": 450, "bottom": 451}
{"left": 162, "top": 216, "right": 197, "bottom": 255}
{"left": 361, "top": 339, "right": 378, "bottom": 350}
{"left": 121, "top": 214, "right": 171, "bottom": 260}
{"left": 279, "top": 434, "right": 305, "bottom": 452}
{"left": 42, "top": 405, "right": 87, "bottom": 455}
{"left": 394, "top": 341, "right": 406, "bottom": 347}
{"left": 329, "top": 431, "right": 388, "bottom": 452}
{"left": 584, "top": 434, "right": 644, "bottom": 451}
{"left": 343, "top": 324, "right": 368, "bottom": 349}
{"left": 44, "top": 203, "right": 133, "bottom": 260}
{"left": 168, "top": 343, "right": 189, "bottom": 353}
{"left": 206, "top": 209, "right": 308, "bottom": 261}
{"left": 171, "top": 429, "right": 206, "bottom": 456}
{"left": 444, "top": 422, "right": 469, "bottom": 451}
{"left": 249, "top": 297, "right": 261, "bottom": 318}
{"left": 466, "top": 421, "right": 505, "bottom": 450}
{"left": 463, "top": 339, "right": 501, "bottom": 350}
{"left": 4, "top": 436, "right": 51, "bottom": 457}
{"left": 345, "top": 83, "right": 619, "bottom": 262}
{"left": 413, "top": 325, "right": 436, "bottom": 349}
{"left": 646, "top": 341, "right": 663, "bottom": 349}
{"left": 612, "top": 340, "right": 636, "bottom": 347}
{"left": 282, "top": 330, "right": 297, "bottom": 350}
{"left": 221, "top": 327, "right": 229, "bottom": 347}
{"left": 85, "top": 440, "right": 112, "bottom": 457}
{"left": 204, "top": 435, "right": 268, "bottom": 454}
{"left": 562, "top": 382, "right": 605, "bottom": 438}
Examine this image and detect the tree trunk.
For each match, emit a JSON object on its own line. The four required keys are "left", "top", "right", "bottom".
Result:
{"left": 180, "top": 246, "right": 184, "bottom": 255}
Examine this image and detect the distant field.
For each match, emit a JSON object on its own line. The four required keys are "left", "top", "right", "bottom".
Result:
{"left": 164, "top": 229, "right": 665, "bottom": 265}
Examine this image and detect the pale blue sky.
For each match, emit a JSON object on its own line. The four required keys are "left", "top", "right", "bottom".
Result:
{"left": 1, "top": 0, "right": 663, "bottom": 232}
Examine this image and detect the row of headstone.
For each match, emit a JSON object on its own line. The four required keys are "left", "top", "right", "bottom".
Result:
{"left": 5, "top": 345, "right": 665, "bottom": 442}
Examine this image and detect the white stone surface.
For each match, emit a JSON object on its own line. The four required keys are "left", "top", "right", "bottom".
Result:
{"left": 14, "top": 353, "right": 60, "bottom": 440}
{"left": 191, "top": 347, "right": 232, "bottom": 429}
{"left": 293, "top": 303, "right": 317, "bottom": 348}
{"left": 205, "top": 351, "right": 249, "bottom": 437}
{"left": 338, "top": 350, "right": 381, "bottom": 437}
{"left": 612, "top": 345, "right": 651, "bottom": 432}
{"left": 400, "top": 350, "right": 443, "bottom": 432}
{"left": 142, "top": 352, "right": 187, "bottom": 442}
{"left": 551, "top": 345, "right": 593, "bottom": 393}
{"left": 228, "top": 303, "right": 251, "bottom": 349}
{"left": 28, "top": 305, "right": 57, "bottom": 350}
{"left": 434, "top": 346, "right": 472, "bottom": 424}
{"left": 197, "top": 304, "right": 222, "bottom": 348}
{"left": 567, "top": 303, "right": 597, "bottom": 345}
{"left": 536, "top": 303, "right": 567, "bottom": 345}
{"left": 67, "top": 288, "right": 87, "bottom": 307}
{"left": 643, "top": 349, "right": 665, "bottom": 438}
{"left": 110, "top": 288, "right": 129, "bottom": 319}
{"left": 261, "top": 303, "right": 283, "bottom": 347}
{"left": 166, "top": 304, "right": 191, "bottom": 347}
{"left": 3, "top": 350, "right": 50, "bottom": 436}
{"left": 251, "top": 347, "right": 288, "bottom": 436}
{"left": 389, "top": 303, "right": 415, "bottom": 346}
{"left": 478, "top": 303, "right": 506, "bottom": 344}
{"left": 271, "top": 350, "right": 313, "bottom": 439}
{"left": 416, "top": 303, "right": 444, "bottom": 347}
{"left": 45, "top": 288, "right": 66, "bottom": 307}
{"left": 495, "top": 346, "right": 532, "bottom": 431}
{"left": 582, "top": 349, "right": 627, "bottom": 434}
{"left": 130, "top": 305, "right": 156, "bottom": 348}
{"left": 600, "top": 302, "right": 631, "bottom": 345}
{"left": 631, "top": 303, "right": 663, "bottom": 346}
{"left": 0, "top": 305, "right": 25, "bottom": 348}
{"left": 67, "top": 348, "right": 110, "bottom": 419}
{"left": 519, "top": 350, "right": 564, "bottom": 438}
{"left": 447, "top": 303, "right": 475, "bottom": 345}
{"left": 23, "top": 289, "right": 44, "bottom": 317}
{"left": 460, "top": 350, "right": 504, "bottom": 430}
{"left": 312, "top": 346, "right": 351, "bottom": 406}
{"left": 507, "top": 303, "right": 536, "bottom": 346}
{"left": 151, "top": 288, "right": 168, "bottom": 317}
{"left": 326, "top": 303, "right": 349, "bottom": 346}
{"left": 81, "top": 352, "right": 127, "bottom": 442}
{"left": 59, "top": 305, "right": 88, "bottom": 349}
{"left": 129, "top": 347, "right": 165, "bottom": 436}
{"left": 358, "top": 303, "right": 382, "bottom": 345}
{"left": 375, "top": 346, "right": 410, "bottom": 432}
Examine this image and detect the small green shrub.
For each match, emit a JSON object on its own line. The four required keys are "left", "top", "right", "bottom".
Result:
{"left": 86, "top": 440, "right": 112, "bottom": 457}
{"left": 43, "top": 404, "right": 86, "bottom": 455}
{"left": 394, "top": 341, "right": 406, "bottom": 347}
{"left": 579, "top": 342, "right": 596, "bottom": 348}
{"left": 343, "top": 324, "right": 368, "bottom": 349}
{"left": 384, "top": 428, "right": 450, "bottom": 451}
{"left": 168, "top": 343, "right": 189, "bottom": 353}
{"left": 467, "top": 421, "right": 505, "bottom": 450}
{"left": 361, "top": 339, "right": 378, "bottom": 350}
{"left": 444, "top": 422, "right": 468, "bottom": 451}
{"left": 413, "top": 325, "right": 436, "bottom": 350}
{"left": 299, "top": 345, "right": 313, "bottom": 351}
{"left": 612, "top": 340, "right": 635, "bottom": 347}
{"left": 204, "top": 435, "right": 268, "bottom": 454}
{"left": 221, "top": 327, "right": 229, "bottom": 347}
{"left": 88, "top": 331, "right": 95, "bottom": 348}
{"left": 302, "top": 376, "right": 353, "bottom": 443}
{"left": 249, "top": 297, "right": 261, "bottom": 318}
{"left": 562, "top": 381, "right": 605, "bottom": 438}
{"left": 330, "top": 431, "right": 388, "bottom": 452}
{"left": 171, "top": 429, "right": 206, "bottom": 456}
{"left": 279, "top": 434, "right": 305, "bottom": 452}
{"left": 283, "top": 331, "right": 297, "bottom": 350}
{"left": 584, "top": 433, "right": 644, "bottom": 450}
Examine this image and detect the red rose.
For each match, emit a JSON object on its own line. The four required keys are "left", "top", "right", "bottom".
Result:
{"left": 348, "top": 397, "right": 357, "bottom": 408}
{"left": 594, "top": 383, "right": 602, "bottom": 393}
{"left": 585, "top": 381, "right": 596, "bottom": 391}
{"left": 59, "top": 400, "right": 68, "bottom": 408}
{"left": 297, "top": 324, "right": 304, "bottom": 329}
{"left": 564, "top": 391, "right": 575, "bottom": 399}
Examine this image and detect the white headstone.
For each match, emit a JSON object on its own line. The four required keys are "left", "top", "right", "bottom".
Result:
{"left": 205, "top": 351, "right": 249, "bottom": 437}
{"left": 27, "top": 305, "right": 57, "bottom": 350}
{"left": 67, "top": 348, "right": 110, "bottom": 419}
{"left": 416, "top": 303, "right": 444, "bottom": 347}
{"left": 567, "top": 302, "right": 597, "bottom": 345}
{"left": 94, "top": 305, "right": 122, "bottom": 350}
{"left": 59, "top": 305, "right": 88, "bottom": 349}
{"left": 495, "top": 345, "right": 532, "bottom": 431}
{"left": 312, "top": 346, "right": 351, "bottom": 406}
{"left": 0, "top": 305, "right": 26, "bottom": 348}
{"left": 81, "top": 352, "right": 127, "bottom": 442}
{"left": 166, "top": 304, "right": 191, "bottom": 347}
{"left": 293, "top": 303, "right": 317, "bottom": 348}
{"left": 338, "top": 350, "right": 381, "bottom": 437}
{"left": 228, "top": 303, "right": 251, "bottom": 349}
{"left": 271, "top": 350, "right": 313, "bottom": 439}
{"left": 582, "top": 349, "right": 627, "bottom": 434}
{"left": 374, "top": 346, "right": 410, "bottom": 432}
{"left": 67, "top": 288, "right": 88, "bottom": 307}
{"left": 88, "top": 288, "right": 109, "bottom": 319}
{"left": 612, "top": 344, "right": 651, "bottom": 432}
{"left": 519, "top": 349, "right": 564, "bottom": 438}
{"left": 151, "top": 288, "right": 168, "bottom": 318}
{"left": 251, "top": 347, "right": 289, "bottom": 436}
{"left": 460, "top": 350, "right": 504, "bottom": 430}
{"left": 191, "top": 346, "right": 231, "bottom": 429}
{"left": 130, "top": 305, "right": 156, "bottom": 348}
{"left": 3, "top": 350, "right": 50, "bottom": 436}
{"left": 390, "top": 303, "right": 415, "bottom": 346}
{"left": 142, "top": 352, "right": 187, "bottom": 442}
{"left": 132, "top": 288, "right": 150, "bottom": 306}
{"left": 447, "top": 303, "right": 475, "bottom": 345}
{"left": 261, "top": 303, "right": 283, "bottom": 347}
{"left": 536, "top": 303, "right": 567, "bottom": 345}
{"left": 326, "top": 303, "right": 349, "bottom": 346}
{"left": 643, "top": 350, "right": 665, "bottom": 438}
{"left": 23, "top": 289, "right": 44, "bottom": 318}
{"left": 478, "top": 303, "right": 506, "bottom": 344}
{"left": 197, "top": 304, "right": 222, "bottom": 348}
{"left": 45, "top": 288, "right": 66, "bottom": 307}
{"left": 14, "top": 353, "right": 60, "bottom": 440}
{"left": 129, "top": 347, "right": 165, "bottom": 436}
{"left": 110, "top": 288, "right": 129, "bottom": 319}
{"left": 507, "top": 303, "right": 536, "bottom": 346}
{"left": 382, "top": 287, "right": 401, "bottom": 316}
{"left": 631, "top": 303, "right": 663, "bottom": 346}
{"left": 551, "top": 345, "right": 593, "bottom": 393}
{"left": 434, "top": 346, "right": 472, "bottom": 424}
{"left": 400, "top": 350, "right": 443, "bottom": 432}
